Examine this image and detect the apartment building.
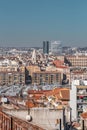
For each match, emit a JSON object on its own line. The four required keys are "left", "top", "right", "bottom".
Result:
{"left": 71, "top": 70, "right": 87, "bottom": 80}
{"left": 65, "top": 55, "right": 87, "bottom": 67}
{"left": 66, "top": 69, "right": 87, "bottom": 85}
{"left": 32, "top": 71, "right": 62, "bottom": 85}
{"left": 0, "top": 58, "right": 25, "bottom": 85}
{"left": 0, "top": 71, "right": 25, "bottom": 85}
{"left": 70, "top": 80, "right": 87, "bottom": 120}
{"left": 26, "top": 65, "right": 40, "bottom": 76}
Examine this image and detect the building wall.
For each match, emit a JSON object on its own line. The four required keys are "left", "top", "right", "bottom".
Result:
{"left": 0, "top": 71, "right": 25, "bottom": 85}
{"left": 26, "top": 66, "right": 40, "bottom": 76}
{"left": 5, "top": 108, "right": 64, "bottom": 130}
{"left": 65, "top": 55, "right": 87, "bottom": 67}
{"left": 71, "top": 72, "right": 87, "bottom": 81}
{"left": 32, "top": 71, "right": 62, "bottom": 85}
{"left": 70, "top": 80, "right": 87, "bottom": 120}
{"left": 70, "top": 80, "right": 79, "bottom": 120}
{"left": 0, "top": 110, "right": 44, "bottom": 130}
{"left": 0, "top": 66, "right": 17, "bottom": 71}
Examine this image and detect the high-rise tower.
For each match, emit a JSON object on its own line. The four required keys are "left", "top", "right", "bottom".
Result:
{"left": 43, "top": 41, "right": 49, "bottom": 54}
{"left": 51, "top": 41, "right": 62, "bottom": 55}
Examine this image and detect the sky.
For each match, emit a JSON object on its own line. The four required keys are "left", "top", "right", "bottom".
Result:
{"left": 0, "top": 0, "right": 87, "bottom": 47}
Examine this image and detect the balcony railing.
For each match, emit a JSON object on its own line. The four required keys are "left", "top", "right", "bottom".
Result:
{"left": 0, "top": 110, "right": 45, "bottom": 130}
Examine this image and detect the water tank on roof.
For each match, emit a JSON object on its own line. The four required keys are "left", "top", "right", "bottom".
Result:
{"left": 1, "top": 97, "right": 8, "bottom": 103}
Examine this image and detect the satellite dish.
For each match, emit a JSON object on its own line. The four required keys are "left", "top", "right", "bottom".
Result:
{"left": 26, "top": 115, "right": 32, "bottom": 122}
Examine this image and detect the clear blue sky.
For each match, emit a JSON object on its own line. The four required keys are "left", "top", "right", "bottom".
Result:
{"left": 0, "top": 0, "right": 87, "bottom": 47}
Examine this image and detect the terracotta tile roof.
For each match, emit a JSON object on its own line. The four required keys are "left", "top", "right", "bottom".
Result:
{"left": 53, "top": 60, "right": 68, "bottom": 68}
{"left": 28, "top": 88, "right": 70, "bottom": 103}
{"left": 44, "top": 91, "right": 54, "bottom": 96}
{"left": 57, "top": 66, "right": 68, "bottom": 68}
{"left": 28, "top": 90, "right": 52, "bottom": 100}
{"left": 53, "top": 60, "right": 64, "bottom": 66}
{"left": 44, "top": 88, "right": 70, "bottom": 101}
{"left": 81, "top": 112, "right": 87, "bottom": 119}
{"left": 52, "top": 88, "right": 70, "bottom": 101}
{"left": 26, "top": 101, "right": 36, "bottom": 108}
{"left": 60, "top": 89, "right": 70, "bottom": 100}
{"left": 28, "top": 90, "right": 52, "bottom": 96}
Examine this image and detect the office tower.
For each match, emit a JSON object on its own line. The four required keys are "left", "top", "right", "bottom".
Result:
{"left": 51, "top": 41, "right": 62, "bottom": 55}
{"left": 43, "top": 41, "right": 49, "bottom": 54}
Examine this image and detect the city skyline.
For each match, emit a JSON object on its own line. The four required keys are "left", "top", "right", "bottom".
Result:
{"left": 0, "top": 0, "right": 87, "bottom": 47}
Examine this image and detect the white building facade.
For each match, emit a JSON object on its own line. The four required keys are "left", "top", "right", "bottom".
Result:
{"left": 70, "top": 80, "right": 87, "bottom": 121}
{"left": 51, "top": 41, "right": 62, "bottom": 55}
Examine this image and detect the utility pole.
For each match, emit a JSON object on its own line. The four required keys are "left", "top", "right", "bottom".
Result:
{"left": 70, "top": 107, "right": 72, "bottom": 123}
{"left": 11, "top": 117, "right": 13, "bottom": 130}
{"left": 82, "top": 120, "right": 84, "bottom": 130}
{"left": 59, "top": 119, "right": 62, "bottom": 130}
{"left": 63, "top": 107, "right": 66, "bottom": 130}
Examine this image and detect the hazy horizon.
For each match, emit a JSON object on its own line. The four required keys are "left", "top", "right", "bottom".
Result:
{"left": 0, "top": 0, "right": 87, "bottom": 47}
